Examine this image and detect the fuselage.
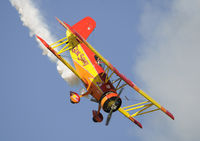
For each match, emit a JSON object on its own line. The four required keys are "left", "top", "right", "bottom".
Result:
{"left": 70, "top": 42, "right": 116, "bottom": 101}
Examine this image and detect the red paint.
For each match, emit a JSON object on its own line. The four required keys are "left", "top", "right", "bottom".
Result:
{"left": 70, "top": 91, "right": 80, "bottom": 103}
{"left": 62, "top": 18, "right": 104, "bottom": 74}
{"left": 111, "top": 64, "right": 136, "bottom": 88}
{"left": 129, "top": 117, "right": 143, "bottom": 128}
{"left": 166, "top": 110, "right": 175, "bottom": 120}
{"left": 72, "top": 16, "right": 96, "bottom": 40}
{"left": 92, "top": 110, "right": 103, "bottom": 122}
{"left": 161, "top": 106, "right": 175, "bottom": 120}
{"left": 36, "top": 35, "right": 49, "bottom": 48}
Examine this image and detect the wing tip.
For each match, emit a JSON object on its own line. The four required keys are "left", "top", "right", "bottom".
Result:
{"left": 55, "top": 17, "right": 70, "bottom": 30}
{"left": 129, "top": 117, "right": 143, "bottom": 128}
{"left": 35, "top": 35, "right": 49, "bottom": 48}
{"left": 161, "top": 106, "right": 175, "bottom": 120}
{"left": 166, "top": 110, "right": 175, "bottom": 120}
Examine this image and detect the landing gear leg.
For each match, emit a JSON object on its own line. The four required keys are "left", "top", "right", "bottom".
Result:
{"left": 92, "top": 104, "right": 103, "bottom": 123}
{"left": 79, "top": 89, "right": 91, "bottom": 98}
{"left": 70, "top": 88, "right": 91, "bottom": 104}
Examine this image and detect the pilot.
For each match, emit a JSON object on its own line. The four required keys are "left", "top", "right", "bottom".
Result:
{"left": 94, "top": 55, "right": 105, "bottom": 69}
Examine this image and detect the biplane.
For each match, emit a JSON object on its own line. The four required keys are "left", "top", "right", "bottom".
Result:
{"left": 36, "top": 17, "right": 174, "bottom": 128}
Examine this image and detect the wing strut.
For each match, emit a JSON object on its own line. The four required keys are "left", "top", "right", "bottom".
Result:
{"left": 118, "top": 107, "right": 143, "bottom": 128}
{"left": 36, "top": 35, "right": 83, "bottom": 82}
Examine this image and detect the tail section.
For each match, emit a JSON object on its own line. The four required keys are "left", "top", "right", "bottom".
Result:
{"left": 72, "top": 16, "right": 96, "bottom": 40}
{"left": 56, "top": 17, "right": 96, "bottom": 40}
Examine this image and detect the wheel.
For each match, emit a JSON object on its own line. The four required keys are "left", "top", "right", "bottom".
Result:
{"left": 70, "top": 91, "right": 80, "bottom": 104}
{"left": 92, "top": 110, "right": 103, "bottom": 123}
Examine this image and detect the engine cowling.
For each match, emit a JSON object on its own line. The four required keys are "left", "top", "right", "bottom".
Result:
{"left": 100, "top": 91, "right": 122, "bottom": 113}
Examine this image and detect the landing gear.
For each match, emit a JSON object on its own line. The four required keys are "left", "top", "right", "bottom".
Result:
{"left": 70, "top": 91, "right": 80, "bottom": 104}
{"left": 92, "top": 110, "right": 103, "bottom": 123}
{"left": 70, "top": 89, "right": 91, "bottom": 104}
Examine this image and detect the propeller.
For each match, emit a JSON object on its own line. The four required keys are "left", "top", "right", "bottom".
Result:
{"left": 105, "top": 105, "right": 114, "bottom": 125}
{"left": 105, "top": 88, "right": 124, "bottom": 126}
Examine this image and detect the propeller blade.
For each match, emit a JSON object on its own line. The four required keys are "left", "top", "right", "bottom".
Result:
{"left": 125, "top": 96, "right": 130, "bottom": 101}
{"left": 118, "top": 87, "right": 124, "bottom": 96}
{"left": 105, "top": 88, "right": 124, "bottom": 126}
{"left": 105, "top": 109, "right": 113, "bottom": 126}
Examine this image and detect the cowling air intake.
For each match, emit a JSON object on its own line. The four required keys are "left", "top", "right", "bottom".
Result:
{"left": 100, "top": 91, "right": 122, "bottom": 113}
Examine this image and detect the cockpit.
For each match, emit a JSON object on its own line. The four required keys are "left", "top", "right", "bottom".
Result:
{"left": 94, "top": 55, "right": 105, "bottom": 69}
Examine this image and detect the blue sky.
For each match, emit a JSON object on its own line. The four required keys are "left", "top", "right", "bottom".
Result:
{"left": 0, "top": 1, "right": 147, "bottom": 140}
{"left": 1, "top": 0, "right": 200, "bottom": 141}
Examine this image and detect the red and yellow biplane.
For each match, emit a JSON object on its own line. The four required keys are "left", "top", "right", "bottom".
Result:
{"left": 36, "top": 17, "right": 174, "bottom": 128}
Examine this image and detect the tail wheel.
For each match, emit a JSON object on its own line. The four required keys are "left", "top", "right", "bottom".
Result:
{"left": 70, "top": 91, "right": 80, "bottom": 104}
{"left": 92, "top": 110, "right": 103, "bottom": 123}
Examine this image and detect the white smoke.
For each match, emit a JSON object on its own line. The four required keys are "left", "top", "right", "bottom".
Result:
{"left": 132, "top": 0, "right": 200, "bottom": 141}
{"left": 10, "top": 0, "right": 79, "bottom": 86}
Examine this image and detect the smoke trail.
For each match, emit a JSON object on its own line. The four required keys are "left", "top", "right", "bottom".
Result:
{"left": 131, "top": 0, "right": 200, "bottom": 141}
{"left": 10, "top": 0, "right": 79, "bottom": 86}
